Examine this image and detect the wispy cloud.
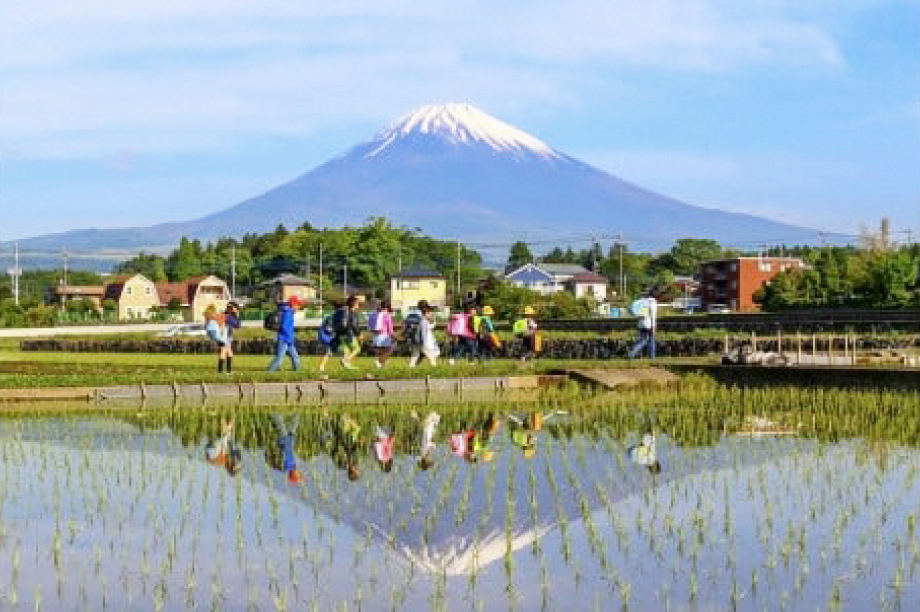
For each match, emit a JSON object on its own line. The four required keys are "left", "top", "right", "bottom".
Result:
{"left": 0, "top": 0, "right": 847, "bottom": 159}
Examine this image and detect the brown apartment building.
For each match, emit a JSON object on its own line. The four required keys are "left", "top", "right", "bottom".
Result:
{"left": 700, "top": 257, "right": 805, "bottom": 311}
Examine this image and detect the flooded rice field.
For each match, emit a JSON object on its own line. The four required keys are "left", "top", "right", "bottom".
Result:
{"left": 0, "top": 382, "right": 918, "bottom": 611}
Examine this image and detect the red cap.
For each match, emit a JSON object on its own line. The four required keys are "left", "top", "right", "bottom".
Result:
{"left": 288, "top": 296, "right": 303, "bottom": 309}
{"left": 288, "top": 469, "right": 303, "bottom": 485}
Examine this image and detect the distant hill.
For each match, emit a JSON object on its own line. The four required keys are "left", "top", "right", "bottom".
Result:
{"left": 7, "top": 103, "right": 820, "bottom": 258}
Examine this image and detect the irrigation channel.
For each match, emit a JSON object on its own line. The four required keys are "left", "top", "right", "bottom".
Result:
{"left": 0, "top": 378, "right": 917, "bottom": 611}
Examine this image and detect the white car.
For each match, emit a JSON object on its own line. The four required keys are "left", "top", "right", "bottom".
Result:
{"left": 156, "top": 323, "right": 207, "bottom": 337}
{"left": 706, "top": 304, "right": 732, "bottom": 314}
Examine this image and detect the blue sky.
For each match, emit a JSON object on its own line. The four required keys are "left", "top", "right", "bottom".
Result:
{"left": 1, "top": 0, "right": 917, "bottom": 243}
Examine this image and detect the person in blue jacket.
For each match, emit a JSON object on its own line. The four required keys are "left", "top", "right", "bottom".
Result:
{"left": 267, "top": 296, "right": 302, "bottom": 372}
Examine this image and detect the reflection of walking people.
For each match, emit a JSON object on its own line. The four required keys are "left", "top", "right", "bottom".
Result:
{"left": 506, "top": 410, "right": 567, "bottom": 458}
{"left": 412, "top": 411, "right": 440, "bottom": 470}
{"left": 267, "top": 297, "right": 302, "bottom": 372}
{"left": 330, "top": 414, "right": 362, "bottom": 481}
{"left": 628, "top": 290, "right": 657, "bottom": 359}
{"left": 450, "top": 414, "right": 500, "bottom": 463}
{"left": 205, "top": 419, "right": 242, "bottom": 475}
{"left": 268, "top": 413, "right": 303, "bottom": 484}
{"left": 627, "top": 429, "right": 661, "bottom": 474}
{"left": 373, "top": 425, "right": 395, "bottom": 472}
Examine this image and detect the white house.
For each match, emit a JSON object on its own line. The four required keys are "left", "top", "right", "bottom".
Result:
{"left": 565, "top": 272, "right": 609, "bottom": 301}
{"left": 504, "top": 263, "right": 596, "bottom": 295}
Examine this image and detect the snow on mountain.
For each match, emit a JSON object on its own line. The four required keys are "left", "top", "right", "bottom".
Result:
{"left": 365, "top": 102, "right": 561, "bottom": 160}
{"left": 7, "top": 102, "right": 821, "bottom": 258}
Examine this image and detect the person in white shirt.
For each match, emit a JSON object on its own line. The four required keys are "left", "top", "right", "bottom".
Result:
{"left": 628, "top": 289, "right": 658, "bottom": 359}
{"left": 409, "top": 303, "right": 441, "bottom": 367}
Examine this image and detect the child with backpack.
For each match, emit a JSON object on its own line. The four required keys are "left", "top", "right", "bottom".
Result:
{"left": 320, "top": 296, "right": 360, "bottom": 371}
{"left": 408, "top": 302, "right": 440, "bottom": 367}
{"left": 267, "top": 297, "right": 301, "bottom": 372}
{"left": 370, "top": 300, "right": 396, "bottom": 368}
{"left": 476, "top": 305, "right": 499, "bottom": 362}
{"left": 447, "top": 304, "right": 478, "bottom": 364}
{"left": 513, "top": 305, "right": 540, "bottom": 362}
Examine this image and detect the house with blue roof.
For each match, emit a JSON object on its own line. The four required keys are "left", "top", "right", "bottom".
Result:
{"left": 504, "top": 263, "right": 602, "bottom": 295}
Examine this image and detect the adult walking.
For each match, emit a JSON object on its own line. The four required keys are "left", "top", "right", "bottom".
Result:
{"left": 628, "top": 289, "right": 658, "bottom": 359}
{"left": 267, "top": 296, "right": 302, "bottom": 372}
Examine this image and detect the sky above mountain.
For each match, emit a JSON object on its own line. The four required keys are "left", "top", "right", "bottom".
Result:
{"left": 1, "top": 0, "right": 917, "bottom": 245}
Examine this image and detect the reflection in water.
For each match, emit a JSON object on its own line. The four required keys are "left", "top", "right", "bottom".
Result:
{"left": 1, "top": 391, "right": 918, "bottom": 611}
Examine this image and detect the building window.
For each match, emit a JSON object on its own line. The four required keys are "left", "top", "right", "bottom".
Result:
{"left": 126, "top": 307, "right": 133, "bottom": 317}
{"left": 403, "top": 281, "right": 419, "bottom": 290}
{"left": 759, "top": 262, "right": 772, "bottom": 272}
{"left": 126, "top": 286, "right": 133, "bottom": 296}
{"left": 430, "top": 281, "right": 438, "bottom": 289}
{"left": 729, "top": 263, "right": 738, "bottom": 272}
{"left": 145, "top": 286, "right": 151, "bottom": 295}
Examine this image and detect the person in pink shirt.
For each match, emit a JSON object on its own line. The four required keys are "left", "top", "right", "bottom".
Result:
{"left": 374, "top": 424, "right": 396, "bottom": 472}
{"left": 371, "top": 300, "right": 396, "bottom": 369}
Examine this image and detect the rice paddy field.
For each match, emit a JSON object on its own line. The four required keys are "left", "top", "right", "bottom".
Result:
{"left": 0, "top": 379, "right": 918, "bottom": 611}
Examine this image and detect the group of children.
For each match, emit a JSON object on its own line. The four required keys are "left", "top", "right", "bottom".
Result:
{"left": 314, "top": 298, "right": 542, "bottom": 372}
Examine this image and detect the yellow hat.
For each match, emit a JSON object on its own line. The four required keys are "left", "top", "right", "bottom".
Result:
{"left": 480, "top": 450, "right": 495, "bottom": 462}
{"left": 482, "top": 305, "right": 495, "bottom": 315}
{"left": 523, "top": 306, "right": 536, "bottom": 315}
{"left": 523, "top": 448, "right": 536, "bottom": 460}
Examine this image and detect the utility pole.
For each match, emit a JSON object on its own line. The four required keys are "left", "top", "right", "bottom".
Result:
{"left": 456, "top": 240, "right": 461, "bottom": 309}
{"left": 616, "top": 233, "right": 624, "bottom": 299}
{"left": 318, "top": 243, "right": 324, "bottom": 317}
{"left": 230, "top": 244, "right": 237, "bottom": 298}
{"left": 343, "top": 262, "right": 347, "bottom": 297}
{"left": 62, "top": 248, "right": 69, "bottom": 286}
{"left": 591, "top": 234, "right": 597, "bottom": 271}
{"left": 8, "top": 244, "right": 22, "bottom": 306}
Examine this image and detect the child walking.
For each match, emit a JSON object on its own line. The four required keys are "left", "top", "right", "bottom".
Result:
{"left": 409, "top": 303, "right": 440, "bottom": 367}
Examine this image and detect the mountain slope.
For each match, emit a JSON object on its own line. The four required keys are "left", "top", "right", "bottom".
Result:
{"left": 9, "top": 103, "right": 816, "bottom": 253}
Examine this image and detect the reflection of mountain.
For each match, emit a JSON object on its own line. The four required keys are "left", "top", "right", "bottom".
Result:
{"left": 17, "top": 417, "right": 805, "bottom": 576}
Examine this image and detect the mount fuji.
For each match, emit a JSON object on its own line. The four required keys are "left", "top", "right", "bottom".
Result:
{"left": 13, "top": 103, "right": 816, "bottom": 253}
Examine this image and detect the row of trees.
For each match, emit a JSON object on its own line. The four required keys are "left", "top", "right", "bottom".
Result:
{"left": 115, "top": 218, "right": 483, "bottom": 294}
{"left": 755, "top": 244, "right": 919, "bottom": 309}
{"left": 507, "top": 237, "right": 731, "bottom": 299}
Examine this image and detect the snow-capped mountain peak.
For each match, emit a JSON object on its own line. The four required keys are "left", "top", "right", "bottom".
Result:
{"left": 365, "top": 102, "right": 561, "bottom": 159}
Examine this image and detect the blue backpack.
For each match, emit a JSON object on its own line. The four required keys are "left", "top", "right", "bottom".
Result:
{"left": 629, "top": 298, "right": 648, "bottom": 317}
{"left": 367, "top": 311, "right": 379, "bottom": 333}
{"left": 318, "top": 314, "right": 336, "bottom": 346}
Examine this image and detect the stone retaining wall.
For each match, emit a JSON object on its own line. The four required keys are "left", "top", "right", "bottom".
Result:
{"left": 21, "top": 335, "right": 916, "bottom": 359}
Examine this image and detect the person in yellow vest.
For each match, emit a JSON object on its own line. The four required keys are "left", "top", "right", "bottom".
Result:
{"left": 475, "top": 305, "right": 499, "bottom": 362}
{"left": 513, "top": 306, "right": 540, "bottom": 362}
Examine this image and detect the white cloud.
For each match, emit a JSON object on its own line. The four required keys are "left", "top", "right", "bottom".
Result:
{"left": 0, "top": 0, "right": 848, "bottom": 159}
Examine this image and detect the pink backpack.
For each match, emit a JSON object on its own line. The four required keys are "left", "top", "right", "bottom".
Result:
{"left": 446, "top": 313, "right": 468, "bottom": 336}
